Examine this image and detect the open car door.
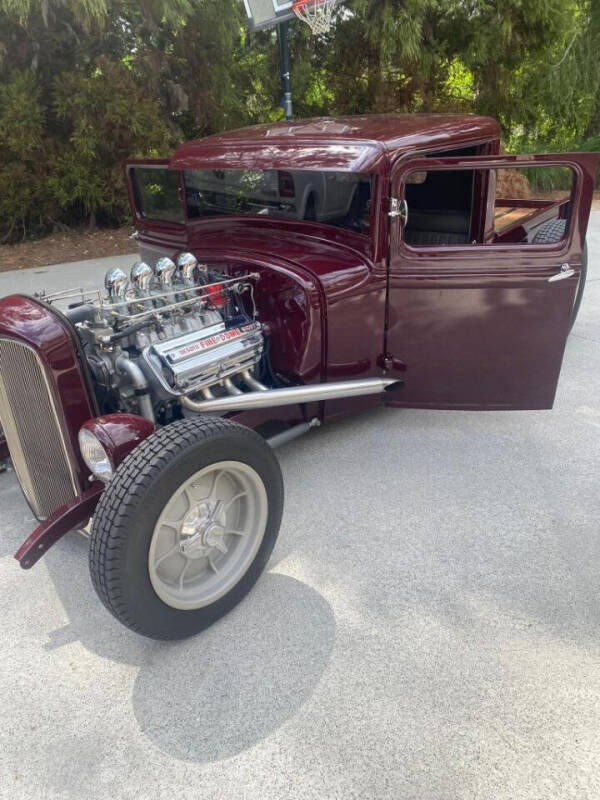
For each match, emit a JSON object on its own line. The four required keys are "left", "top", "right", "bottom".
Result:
{"left": 125, "top": 159, "right": 188, "bottom": 265}
{"left": 385, "top": 152, "right": 599, "bottom": 410}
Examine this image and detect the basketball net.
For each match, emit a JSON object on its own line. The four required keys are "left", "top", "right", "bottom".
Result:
{"left": 292, "top": 0, "right": 337, "bottom": 35}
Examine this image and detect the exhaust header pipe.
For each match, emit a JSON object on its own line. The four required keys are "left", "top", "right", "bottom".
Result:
{"left": 181, "top": 377, "right": 403, "bottom": 413}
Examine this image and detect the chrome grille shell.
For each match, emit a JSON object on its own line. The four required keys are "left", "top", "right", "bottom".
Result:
{"left": 0, "top": 337, "right": 80, "bottom": 520}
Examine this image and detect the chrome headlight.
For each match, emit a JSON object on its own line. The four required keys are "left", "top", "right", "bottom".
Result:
{"left": 78, "top": 428, "right": 114, "bottom": 483}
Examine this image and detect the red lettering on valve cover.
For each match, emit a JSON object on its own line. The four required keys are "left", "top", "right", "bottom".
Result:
{"left": 172, "top": 327, "right": 251, "bottom": 360}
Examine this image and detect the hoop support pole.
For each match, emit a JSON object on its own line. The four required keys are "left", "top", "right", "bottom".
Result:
{"left": 277, "top": 20, "right": 293, "bottom": 121}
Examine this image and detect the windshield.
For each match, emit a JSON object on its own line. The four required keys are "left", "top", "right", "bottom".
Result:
{"left": 130, "top": 166, "right": 373, "bottom": 235}
{"left": 185, "top": 169, "right": 372, "bottom": 234}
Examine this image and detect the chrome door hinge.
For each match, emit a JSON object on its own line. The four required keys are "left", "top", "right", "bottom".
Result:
{"left": 388, "top": 198, "right": 409, "bottom": 225}
{"left": 548, "top": 263, "right": 575, "bottom": 282}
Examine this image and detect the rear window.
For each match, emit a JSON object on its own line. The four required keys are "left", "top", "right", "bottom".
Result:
{"left": 184, "top": 168, "right": 373, "bottom": 235}
{"left": 131, "top": 167, "right": 183, "bottom": 223}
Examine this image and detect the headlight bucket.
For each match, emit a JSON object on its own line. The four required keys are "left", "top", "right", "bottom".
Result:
{"left": 79, "top": 414, "right": 156, "bottom": 483}
{"left": 79, "top": 429, "right": 114, "bottom": 482}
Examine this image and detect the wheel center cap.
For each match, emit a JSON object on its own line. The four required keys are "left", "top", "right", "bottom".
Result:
{"left": 202, "top": 521, "right": 225, "bottom": 548}
{"left": 180, "top": 505, "right": 228, "bottom": 559}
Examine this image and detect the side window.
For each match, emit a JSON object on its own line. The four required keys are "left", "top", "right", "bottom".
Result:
{"left": 131, "top": 167, "right": 184, "bottom": 223}
{"left": 494, "top": 166, "right": 573, "bottom": 243}
{"left": 403, "top": 165, "right": 574, "bottom": 248}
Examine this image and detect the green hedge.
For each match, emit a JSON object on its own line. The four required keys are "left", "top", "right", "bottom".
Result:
{"left": 1, "top": 0, "right": 598, "bottom": 243}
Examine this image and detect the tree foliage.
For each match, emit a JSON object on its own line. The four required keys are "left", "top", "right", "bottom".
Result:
{"left": 0, "top": 0, "right": 598, "bottom": 242}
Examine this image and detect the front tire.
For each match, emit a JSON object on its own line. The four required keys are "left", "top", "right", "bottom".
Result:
{"left": 89, "top": 417, "right": 284, "bottom": 640}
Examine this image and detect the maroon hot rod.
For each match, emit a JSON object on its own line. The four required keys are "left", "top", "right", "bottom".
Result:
{"left": 0, "top": 115, "right": 597, "bottom": 639}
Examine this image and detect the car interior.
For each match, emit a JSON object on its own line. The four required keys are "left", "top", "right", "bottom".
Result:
{"left": 402, "top": 147, "right": 478, "bottom": 246}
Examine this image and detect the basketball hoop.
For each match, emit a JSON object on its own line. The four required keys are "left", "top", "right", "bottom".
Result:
{"left": 292, "top": 0, "right": 337, "bottom": 35}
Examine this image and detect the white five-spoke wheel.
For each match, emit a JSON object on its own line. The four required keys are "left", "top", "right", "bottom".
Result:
{"left": 149, "top": 462, "right": 268, "bottom": 610}
{"left": 88, "top": 418, "right": 283, "bottom": 640}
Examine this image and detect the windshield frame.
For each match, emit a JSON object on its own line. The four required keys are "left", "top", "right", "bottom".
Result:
{"left": 126, "top": 162, "right": 378, "bottom": 246}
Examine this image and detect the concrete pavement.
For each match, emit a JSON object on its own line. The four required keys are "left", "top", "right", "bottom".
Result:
{"left": 1, "top": 215, "right": 599, "bottom": 799}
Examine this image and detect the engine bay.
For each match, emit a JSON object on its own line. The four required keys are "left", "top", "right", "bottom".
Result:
{"left": 40, "top": 254, "right": 267, "bottom": 424}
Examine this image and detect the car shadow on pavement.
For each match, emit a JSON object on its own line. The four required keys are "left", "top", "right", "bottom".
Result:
{"left": 38, "top": 531, "right": 336, "bottom": 762}
{"left": 131, "top": 572, "right": 335, "bottom": 762}
{"left": 3, "top": 469, "right": 336, "bottom": 762}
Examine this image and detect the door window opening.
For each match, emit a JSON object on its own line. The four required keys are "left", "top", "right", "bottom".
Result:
{"left": 402, "top": 164, "right": 574, "bottom": 249}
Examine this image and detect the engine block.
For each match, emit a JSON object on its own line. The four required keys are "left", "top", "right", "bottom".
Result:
{"left": 41, "top": 254, "right": 266, "bottom": 422}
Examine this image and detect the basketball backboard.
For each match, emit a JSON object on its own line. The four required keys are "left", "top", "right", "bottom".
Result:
{"left": 244, "top": 0, "right": 343, "bottom": 31}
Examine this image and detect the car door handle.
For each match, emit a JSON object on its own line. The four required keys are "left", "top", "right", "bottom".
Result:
{"left": 548, "top": 264, "right": 576, "bottom": 282}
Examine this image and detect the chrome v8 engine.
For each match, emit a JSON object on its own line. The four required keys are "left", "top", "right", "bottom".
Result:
{"left": 143, "top": 319, "right": 264, "bottom": 395}
{"left": 40, "top": 254, "right": 265, "bottom": 423}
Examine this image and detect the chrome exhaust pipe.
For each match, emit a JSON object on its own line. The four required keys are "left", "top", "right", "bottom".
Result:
{"left": 223, "top": 378, "right": 243, "bottom": 396}
{"left": 181, "top": 377, "right": 403, "bottom": 413}
{"left": 116, "top": 353, "right": 155, "bottom": 423}
{"left": 241, "top": 370, "right": 268, "bottom": 392}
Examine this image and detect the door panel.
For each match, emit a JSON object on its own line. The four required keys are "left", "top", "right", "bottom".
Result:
{"left": 385, "top": 152, "right": 599, "bottom": 410}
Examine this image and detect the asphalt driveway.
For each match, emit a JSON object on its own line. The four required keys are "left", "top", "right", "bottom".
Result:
{"left": 1, "top": 214, "right": 600, "bottom": 800}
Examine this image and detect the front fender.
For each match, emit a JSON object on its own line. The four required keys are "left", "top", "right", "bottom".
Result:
{"left": 15, "top": 484, "right": 104, "bottom": 569}
{"left": 15, "top": 413, "right": 155, "bottom": 568}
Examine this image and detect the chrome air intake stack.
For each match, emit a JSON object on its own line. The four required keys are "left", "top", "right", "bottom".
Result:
{"left": 177, "top": 252, "right": 201, "bottom": 286}
{"left": 130, "top": 262, "right": 154, "bottom": 295}
{"left": 104, "top": 268, "right": 130, "bottom": 300}
{"left": 155, "top": 257, "right": 177, "bottom": 288}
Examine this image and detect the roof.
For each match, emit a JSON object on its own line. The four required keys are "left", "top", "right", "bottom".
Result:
{"left": 169, "top": 114, "right": 501, "bottom": 174}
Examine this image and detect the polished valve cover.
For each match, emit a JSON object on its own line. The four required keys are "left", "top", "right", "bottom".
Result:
{"left": 143, "top": 319, "right": 264, "bottom": 395}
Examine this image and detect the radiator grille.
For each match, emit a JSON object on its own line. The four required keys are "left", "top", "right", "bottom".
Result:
{"left": 0, "top": 338, "right": 79, "bottom": 519}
